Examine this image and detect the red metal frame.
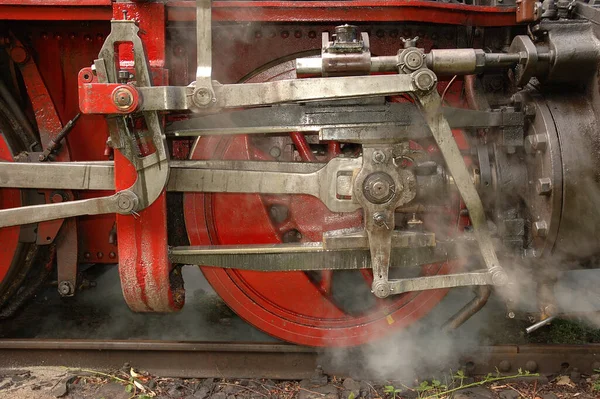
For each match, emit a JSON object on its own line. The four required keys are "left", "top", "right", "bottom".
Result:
{"left": 110, "top": 2, "right": 183, "bottom": 312}
{"left": 0, "top": 0, "right": 517, "bottom": 26}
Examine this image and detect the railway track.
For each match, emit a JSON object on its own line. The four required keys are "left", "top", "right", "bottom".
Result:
{"left": 1, "top": 340, "right": 600, "bottom": 379}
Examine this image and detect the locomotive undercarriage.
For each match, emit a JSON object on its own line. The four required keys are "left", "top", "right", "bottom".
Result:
{"left": 1, "top": 0, "right": 600, "bottom": 346}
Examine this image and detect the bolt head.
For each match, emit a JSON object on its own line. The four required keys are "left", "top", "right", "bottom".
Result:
{"left": 58, "top": 281, "right": 74, "bottom": 296}
{"left": 402, "top": 49, "right": 424, "bottom": 70}
{"left": 498, "top": 360, "right": 512, "bottom": 372}
{"left": 533, "top": 220, "right": 548, "bottom": 238}
{"left": 372, "top": 150, "right": 386, "bottom": 164}
{"left": 525, "top": 360, "right": 538, "bottom": 373}
{"left": 536, "top": 177, "right": 552, "bottom": 195}
{"left": 527, "top": 133, "right": 547, "bottom": 153}
{"left": 369, "top": 179, "right": 391, "bottom": 200}
{"left": 193, "top": 87, "right": 214, "bottom": 107}
{"left": 372, "top": 280, "right": 391, "bottom": 298}
{"left": 112, "top": 87, "right": 135, "bottom": 110}
{"left": 363, "top": 172, "right": 397, "bottom": 204}
{"left": 413, "top": 69, "right": 437, "bottom": 92}
{"left": 373, "top": 212, "right": 387, "bottom": 226}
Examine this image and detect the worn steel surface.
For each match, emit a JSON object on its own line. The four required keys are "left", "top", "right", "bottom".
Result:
{"left": 1, "top": 340, "right": 600, "bottom": 378}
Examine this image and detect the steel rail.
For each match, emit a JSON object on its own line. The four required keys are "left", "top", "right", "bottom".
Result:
{"left": 1, "top": 339, "right": 600, "bottom": 378}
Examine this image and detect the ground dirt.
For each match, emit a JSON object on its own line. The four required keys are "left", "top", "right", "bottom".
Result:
{"left": 1, "top": 366, "right": 599, "bottom": 399}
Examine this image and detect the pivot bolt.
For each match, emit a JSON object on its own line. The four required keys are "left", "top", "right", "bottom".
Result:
{"left": 363, "top": 172, "right": 396, "bottom": 204}
{"left": 112, "top": 87, "right": 135, "bottom": 111}
{"left": 372, "top": 280, "right": 391, "bottom": 298}
{"left": 192, "top": 87, "right": 215, "bottom": 107}
{"left": 116, "top": 191, "right": 139, "bottom": 213}
{"left": 533, "top": 220, "right": 548, "bottom": 238}
{"left": 58, "top": 281, "right": 74, "bottom": 296}
{"left": 412, "top": 69, "right": 437, "bottom": 92}
{"left": 536, "top": 177, "right": 552, "bottom": 195}
{"left": 401, "top": 49, "right": 424, "bottom": 71}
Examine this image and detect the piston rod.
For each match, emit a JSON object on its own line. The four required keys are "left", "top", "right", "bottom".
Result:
{"left": 297, "top": 50, "right": 522, "bottom": 76}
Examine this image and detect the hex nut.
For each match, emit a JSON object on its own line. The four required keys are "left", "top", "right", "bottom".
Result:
{"left": 536, "top": 177, "right": 552, "bottom": 195}
{"left": 533, "top": 220, "right": 548, "bottom": 238}
{"left": 372, "top": 150, "right": 386, "bottom": 164}
{"left": 527, "top": 133, "right": 547, "bottom": 153}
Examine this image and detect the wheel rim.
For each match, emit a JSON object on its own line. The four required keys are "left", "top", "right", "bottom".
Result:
{"left": 0, "top": 135, "right": 21, "bottom": 287}
{"left": 183, "top": 60, "right": 461, "bottom": 347}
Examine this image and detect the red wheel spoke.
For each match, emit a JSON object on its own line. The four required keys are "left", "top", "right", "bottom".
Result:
{"left": 319, "top": 270, "right": 333, "bottom": 295}
{"left": 273, "top": 219, "right": 296, "bottom": 235}
{"left": 290, "top": 131, "right": 317, "bottom": 162}
{"left": 360, "top": 269, "right": 374, "bottom": 286}
{"left": 327, "top": 141, "right": 341, "bottom": 158}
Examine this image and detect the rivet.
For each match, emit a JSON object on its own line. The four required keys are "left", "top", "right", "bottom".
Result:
{"left": 525, "top": 360, "right": 538, "bottom": 372}
{"left": 84, "top": 252, "right": 91, "bottom": 259}
{"left": 281, "top": 30, "right": 289, "bottom": 39}
{"left": 498, "top": 360, "right": 511, "bottom": 372}
{"left": 109, "top": 252, "right": 116, "bottom": 259}
{"left": 294, "top": 30, "right": 302, "bottom": 38}
{"left": 97, "top": 252, "right": 104, "bottom": 259}
{"left": 308, "top": 31, "right": 317, "bottom": 39}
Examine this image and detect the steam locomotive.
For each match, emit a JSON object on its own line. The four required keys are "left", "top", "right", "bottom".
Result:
{"left": 1, "top": 0, "right": 599, "bottom": 346}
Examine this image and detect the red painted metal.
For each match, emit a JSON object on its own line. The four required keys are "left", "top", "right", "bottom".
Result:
{"left": 25, "top": 24, "right": 117, "bottom": 263}
{"left": 110, "top": 2, "right": 183, "bottom": 313}
{"left": 113, "top": 3, "right": 166, "bottom": 69}
{"left": 0, "top": 6, "right": 111, "bottom": 20}
{"left": 0, "top": 0, "right": 516, "bottom": 26}
{"left": 167, "top": 1, "right": 517, "bottom": 26}
{"left": 11, "top": 37, "right": 80, "bottom": 278}
{"left": 78, "top": 80, "right": 140, "bottom": 115}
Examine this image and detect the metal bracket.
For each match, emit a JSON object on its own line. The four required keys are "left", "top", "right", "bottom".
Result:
{"left": 414, "top": 87, "right": 508, "bottom": 286}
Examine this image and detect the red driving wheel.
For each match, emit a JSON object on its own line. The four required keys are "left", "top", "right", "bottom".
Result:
{"left": 0, "top": 135, "right": 22, "bottom": 290}
{"left": 183, "top": 60, "right": 461, "bottom": 346}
